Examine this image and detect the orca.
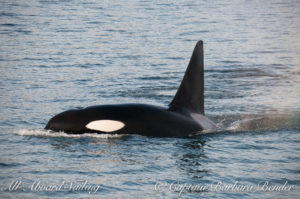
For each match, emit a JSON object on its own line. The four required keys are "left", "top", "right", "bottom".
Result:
{"left": 45, "top": 40, "right": 217, "bottom": 137}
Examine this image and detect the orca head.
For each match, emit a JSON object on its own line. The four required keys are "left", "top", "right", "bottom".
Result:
{"left": 45, "top": 109, "right": 87, "bottom": 133}
{"left": 45, "top": 108, "right": 126, "bottom": 133}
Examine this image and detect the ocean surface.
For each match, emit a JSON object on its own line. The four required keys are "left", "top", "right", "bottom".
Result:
{"left": 1, "top": 0, "right": 300, "bottom": 198}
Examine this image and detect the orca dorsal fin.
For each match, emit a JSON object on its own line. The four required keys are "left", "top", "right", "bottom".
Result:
{"left": 169, "top": 40, "right": 205, "bottom": 115}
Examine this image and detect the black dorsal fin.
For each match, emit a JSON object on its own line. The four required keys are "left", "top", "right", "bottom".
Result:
{"left": 169, "top": 40, "right": 205, "bottom": 115}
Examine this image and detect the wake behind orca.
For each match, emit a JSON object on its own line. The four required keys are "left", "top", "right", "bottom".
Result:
{"left": 45, "top": 41, "right": 217, "bottom": 137}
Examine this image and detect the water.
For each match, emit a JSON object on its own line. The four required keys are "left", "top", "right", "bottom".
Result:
{"left": 1, "top": 0, "right": 300, "bottom": 198}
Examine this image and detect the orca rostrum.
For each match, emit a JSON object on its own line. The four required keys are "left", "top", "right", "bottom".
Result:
{"left": 45, "top": 41, "right": 217, "bottom": 137}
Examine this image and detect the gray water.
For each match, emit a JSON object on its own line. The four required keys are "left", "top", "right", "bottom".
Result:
{"left": 1, "top": 0, "right": 300, "bottom": 198}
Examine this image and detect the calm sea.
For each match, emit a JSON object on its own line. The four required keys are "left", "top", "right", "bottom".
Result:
{"left": 0, "top": 0, "right": 299, "bottom": 198}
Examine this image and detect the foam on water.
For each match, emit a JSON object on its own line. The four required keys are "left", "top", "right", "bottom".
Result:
{"left": 225, "top": 112, "right": 300, "bottom": 132}
{"left": 15, "top": 129, "right": 124, "bottom": 139}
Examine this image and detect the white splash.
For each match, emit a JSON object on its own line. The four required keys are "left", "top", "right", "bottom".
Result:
{"left": 15, "top": 129, "right": 123, "bottom": 139}
{"left": 225, "top": 112, "right": 297, "bottom": 132}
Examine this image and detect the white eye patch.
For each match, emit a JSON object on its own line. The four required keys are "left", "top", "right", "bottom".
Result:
{"left": 86, "top": 120, "right": 125, "bottom": 132}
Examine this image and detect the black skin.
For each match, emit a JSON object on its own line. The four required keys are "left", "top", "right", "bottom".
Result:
{"left": 45, "top": 104, "right": 202, "bottom": 137}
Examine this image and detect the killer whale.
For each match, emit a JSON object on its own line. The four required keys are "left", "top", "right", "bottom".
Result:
{"left": 45, "top": 40, "right": 217, "bottom": 137}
